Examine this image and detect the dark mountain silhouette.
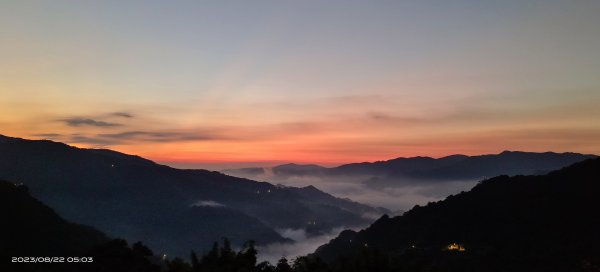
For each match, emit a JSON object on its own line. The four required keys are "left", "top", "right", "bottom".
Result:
{"left": 334, "top": 151, "right": 595, "bottom": 180}
{"left": 313, "top": 158, "right": 600, "bottom": 271}
{"left": 224, "top": 151, "right": 596, "bottom": 187}
{"left": 0, "top": 179, "right": 163, "bottom": 272}
{"left": 0, "top": 134, "right": 382, "bottom": 259}
{"left": 0, "top": 180, "right": 108, "bottom": 257}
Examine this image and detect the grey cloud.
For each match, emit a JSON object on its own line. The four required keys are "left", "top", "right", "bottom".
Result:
{"left": 69, "top": 135, "right": 121, "bottom": 146}
{"left": 111, "top": 112, "right": 134, "bottom": 118}
{"left": 33, "top": 133, "right": 62, "bottom": 138}
{"left": 61, "top": 118, "right": 121, "bottom": 127}
{"left": 366, "top": 111, "right": 425, "bottom": 124}
{"left": 98, "top": 131, "right": 217, "bottom": 142}
{"left": 51, "top": 130, "right": 221, "bottom": 148}
{"left": 191, "top": 200, "right": 226, "bottom": 208}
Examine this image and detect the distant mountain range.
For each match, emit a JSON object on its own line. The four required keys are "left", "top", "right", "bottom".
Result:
{"left": 312, "top": 158, "right": 600, "bottom": 271}
{"left": 0, "top": 134, "right": 384, "bottom": 258}
{"left": 223, "top": 151, "right": 596, "bottom": 187}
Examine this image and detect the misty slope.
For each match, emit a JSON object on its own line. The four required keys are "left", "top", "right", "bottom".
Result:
{"left": 0, "top": 134, "right": 381, "bottom": 258}
{"left": 225, "top": 151, "right": 595, "bottom": 185}
{"left": 313, "top": 158, "right": 600, "bottom": 271}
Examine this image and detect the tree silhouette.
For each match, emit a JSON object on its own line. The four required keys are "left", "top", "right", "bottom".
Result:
{"left": 275, "top": 257, "right": 292, "bottom": 272}
{"left": 166, "top": 257, "right": 192, "bottom": 272}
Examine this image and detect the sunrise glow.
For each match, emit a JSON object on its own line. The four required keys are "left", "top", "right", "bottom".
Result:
{"left": 1, "top": 1, "right": 599, "bottom": 169}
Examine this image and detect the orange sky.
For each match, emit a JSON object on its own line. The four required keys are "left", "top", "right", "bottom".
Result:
{"left": 1, "top": 1, "right": 599, "bottom": 170}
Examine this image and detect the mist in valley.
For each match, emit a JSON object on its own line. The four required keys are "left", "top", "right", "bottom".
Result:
{"left": 257, "top": 227, "right": 353, "bottom": 264}
{"left": 227, "top": 170, "right": 479, "bottom": 213}
{"left": 227, "top": 170, "right": 480, "bottom": 262}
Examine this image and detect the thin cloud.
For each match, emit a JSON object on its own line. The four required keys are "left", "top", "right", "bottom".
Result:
{"left": 33, "top": 133, "right": 62, "bottom": 138}
{"left": 191, "top": 200, "right": 226, "bottom": 208}
{"left": 41, "top": 128, "right": 226, "bottom": 148}
{"left": 61, "top": 118, "right": 122, "bottom": 127}
{"left": 69, "top": 135, "right": 121, "bottom": 146}
{"left": 98, "top": 131, "right": 217, "bottom": 142}
{"left": 365, "top": 111, "right": 425, "bottom": 124}
{"left": 111, "top": 112, "right": 134, "bottom": 118}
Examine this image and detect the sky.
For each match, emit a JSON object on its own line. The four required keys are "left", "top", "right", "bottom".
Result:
{"left": 1, "top": 0, "right": 599, "bottom": 170}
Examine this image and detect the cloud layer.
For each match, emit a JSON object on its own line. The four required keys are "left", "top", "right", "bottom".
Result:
{"left": 258, "top": 227, "right": 351, "bottom": 264}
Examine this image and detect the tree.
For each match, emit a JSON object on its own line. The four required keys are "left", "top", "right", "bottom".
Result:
{"left": 132, "top": 241, "right": 153, "bottom": 257}
{"left": 201, "top": 241, "right": 220, "bottom": 271}
{"left": 166, "top": 257, "right": 192, "bottom": 272}
{"left": 256, "top": 261, "right": 276, "bottom": 272}
{"left": 89, "top": 239, "right": 160, "bottom": 272}
{"left": 275, "top": 257, "right": 292, "bottom": 272}
{"left": 293, "top": 256, "right": 330, "bottom": 272}
{"left": 190, "top": 250, "right": 200, "bottom": 272}
{"left": 237, "top": 240, "right": 258, "bottom": 270}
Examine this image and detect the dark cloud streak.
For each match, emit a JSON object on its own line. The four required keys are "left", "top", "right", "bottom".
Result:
{"left": 33, "top": 133, "right": 62, "bottom": 138}
{"left": 98, "top": 131, "right": 217, "bottom": 142}
{"left": 111, "top": 112, "right": 134, "bottom": 118}
{"left": 61, "top": 118, "right": 122, "bottom": 127}
{"left": 69, "top": 135, "right": 121, "bottom": 146}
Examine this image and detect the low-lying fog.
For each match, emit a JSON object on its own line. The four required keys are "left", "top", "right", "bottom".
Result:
{"left": 232, "top": 171, "right": 481, "bottom": 262}
{"left": 258, "top": 227, "right": 353, "bottom": 264}
{"left": 243, "top": 172, "right": 479, "bottom": 212}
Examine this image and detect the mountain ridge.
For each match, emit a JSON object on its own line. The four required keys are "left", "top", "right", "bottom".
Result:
{"left": 223, "top": 150, "right": 596, "bottom": 184}
{"left": 312, "top": 158, "right": 600, "bottom": 271}
{"left": 0, "top": 134, "right": 383, "bottom": 259}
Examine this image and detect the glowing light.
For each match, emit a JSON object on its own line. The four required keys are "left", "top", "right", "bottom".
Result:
{"left": 446, "top": 243, "right": 466, "bottom": 251}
